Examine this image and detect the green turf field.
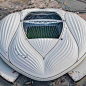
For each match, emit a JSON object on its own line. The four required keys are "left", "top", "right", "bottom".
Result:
{"left": 27, "top": 26, "right": 59, "bottom": 39}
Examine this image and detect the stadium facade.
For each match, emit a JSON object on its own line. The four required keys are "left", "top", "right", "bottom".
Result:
{"left": 0, "top": 8, "right": 86, "bottom": 81}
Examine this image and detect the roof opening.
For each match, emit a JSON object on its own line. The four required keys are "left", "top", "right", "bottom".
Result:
{"left": 24, "top": 11, "right": 62, "bottom": 20}
{"left": 23, "top": 11, "right": 63, "bottom": 39}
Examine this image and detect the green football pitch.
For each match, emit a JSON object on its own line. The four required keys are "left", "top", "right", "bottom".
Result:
{"left": 27, "top": 26, "right": 59, "bottom": 39}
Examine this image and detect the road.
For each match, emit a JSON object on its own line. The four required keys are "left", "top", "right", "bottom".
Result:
{"left": 77, "top": 0, "right": 86, "bottom": 4}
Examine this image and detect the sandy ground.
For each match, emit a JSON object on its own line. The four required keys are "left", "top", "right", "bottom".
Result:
{"left": 78, "top": 14, "right": 86, "bottom": 21}
{"left": 0, "top": 0, "right": 60, "bottom": 9}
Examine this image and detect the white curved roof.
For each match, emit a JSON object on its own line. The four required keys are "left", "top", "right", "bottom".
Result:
{"left": 0, "top": 8, "right": 86, "bottom": 81}
{"left": 65, "top": 12, "right": 86, "bottom": 59}
{"left": 0, "top": 13, "right": 20, "bottom": 60}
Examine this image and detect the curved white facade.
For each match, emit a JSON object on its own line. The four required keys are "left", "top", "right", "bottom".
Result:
{"left": 0, "top": 8, "right": 86, "bottom": 81}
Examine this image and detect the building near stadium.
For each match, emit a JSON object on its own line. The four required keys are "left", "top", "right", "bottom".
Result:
{"left": 0, "top": 8, "right": 86, "bottom": 82}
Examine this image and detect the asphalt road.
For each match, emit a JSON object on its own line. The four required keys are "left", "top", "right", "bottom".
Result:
{"left": 77, "top": 0, "right": 86, "bottom": 4}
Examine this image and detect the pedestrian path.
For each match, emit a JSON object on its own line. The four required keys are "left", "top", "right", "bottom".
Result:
{"left": 56, "top": 0, "right": 86, "bottom": 12}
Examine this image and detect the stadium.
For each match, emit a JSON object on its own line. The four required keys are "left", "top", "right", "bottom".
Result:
{"left": 0, "top": 8, "right": 86, "bottom": 82}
